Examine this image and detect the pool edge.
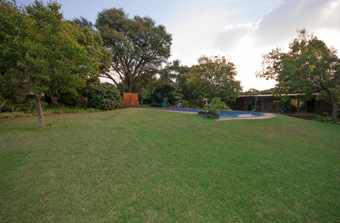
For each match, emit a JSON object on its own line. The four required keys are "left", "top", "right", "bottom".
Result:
{"left": 135, "top": 108, "right": 276, "bottom": 121}
{"left": 217, "top": 113, "right": 276, "bottom": 121}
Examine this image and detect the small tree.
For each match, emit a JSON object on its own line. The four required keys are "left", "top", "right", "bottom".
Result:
{"left": 0, "top": 1, "right": 107, "bottom": 128}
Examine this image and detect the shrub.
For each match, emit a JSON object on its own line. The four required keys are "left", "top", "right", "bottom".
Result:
{"left": 182, "top": 100, "right": 190, "bottom": 108}
{"left": 317, "top": 116, "right": 333, "bottom": 122}
{"left": 59, "top": 92, "right": 88, "bottom": 107}
{"left": 1, "top": 101, "right": 14, "bottom": 112}
{"left": 208, "top": 98, "right": 230, "bottom": 115}
{"left": 189, "top": 100, "right": 201, "bottom": 108}
{"left": 88, "top": 83, "right": 123, "bottom": 110}
{"left": 25, "top": 99, "right": 48, "bottom": 114}
{"left": 0, "top": 100, "right": 7, "bottom": 112}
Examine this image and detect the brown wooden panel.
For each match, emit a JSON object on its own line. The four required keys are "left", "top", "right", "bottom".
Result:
{"left": 123, "top": 93, "right": 138, "bottom": 108}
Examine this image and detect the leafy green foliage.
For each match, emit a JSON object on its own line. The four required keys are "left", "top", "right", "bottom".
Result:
{"left": 25, "top": 99, "right": 47, "bottom": 113}
{"left": 0, "top": 94, "right": 6, "bottom": 112}
{"left": 142, "top": 72, "right": 179, "bottom": 105}
{"left": 206, "top": 97, "right": 230, "bottom": 115}
{"left": 0, "top": 1, "right": 111, "bottom": 127}
{"left": 95, "top": 8, "right": 172, "bottom": 92}
{"left": 257, "top": 29, "right": 340, "bottom": 120}
{"left": 88, "top": 83, "right": 123, "bottom": 110}
{"left": 182, "top": 100, "right": 190, "bottom": 107}
{"left": 316, "top": 115, "right": 333, "bottom": 123}
{"left": 169, "top": 60, "right": 199, "bottom": 102}
{"left": 59, "top": 92, "right": 88, "bottom": 107}
{"left": 73, "top": 16, "right": 94, "bottom": 29}
{"left": 45, "top": 19, "right": 112, "bottom": 104}
{"left": 189, "top": 56, "right": 242, "bottom": 101}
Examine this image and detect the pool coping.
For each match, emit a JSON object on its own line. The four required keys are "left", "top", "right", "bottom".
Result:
{"left": 135, "top": 108, "right": 276, "bottom": 121}
{"left": 216, "top": 112, "right": 276, "bottom": 121}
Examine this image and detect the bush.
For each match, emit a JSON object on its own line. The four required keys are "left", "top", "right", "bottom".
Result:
{"left": 88, "top": 83, "right": 122, "bottom": 110}
{"left": 189, "top": 100, "right": 201, "bottom": 108}
{"left": 0, "top": 99, "right": 7, "bottom": 112}
{"left": 1, "top": 100, "right": 14, "bottom": 112}
{"left": 317, "top": 116, "right": 333, "bottom": 122}
{"left": 25, "top": 99, "right": 48, "bottom": 114}
{"left": 59, "top": 92, "right": 88, "bottom": 107}
{"left": 182, "top": 100, "right": 189, "bottom": 108}
{"left": 207, "top": 98, "right": 230, "bottom": 115}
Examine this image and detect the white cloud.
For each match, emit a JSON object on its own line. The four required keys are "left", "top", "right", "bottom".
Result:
{"left": 212, "top": 0, "right": 340, "bottom": 90}
{"left": 216, "top": 19, "right": 262, "bottom": 51}
{"left": 17, "top": 0, "right": 340, "bottom": 91}
{"left": 253, "top": 0, "right": 338, "bottom": 46}
{"left": 224, "top": 22, "right": 258, "bottom": 31}
{"left": 167, "top": 6, "right": 236, "bottom": 66}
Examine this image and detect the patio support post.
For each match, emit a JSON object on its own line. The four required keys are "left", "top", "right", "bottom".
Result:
{"left": 254, "top": 97, "right": 258, "bottom": 112}
{"left": 315, "top": 98, "right": 318, "bottom": 114}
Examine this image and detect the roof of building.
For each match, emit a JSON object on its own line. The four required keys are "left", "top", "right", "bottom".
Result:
{"left": 239, "top": 93, "right": 319, "bottom": 98}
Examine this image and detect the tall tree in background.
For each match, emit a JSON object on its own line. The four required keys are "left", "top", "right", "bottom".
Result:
{"left": 168, "top": 60, "right": 200, "bottom": 102}
{"left": 95, "top": 8, "right": 172, "bottom": 93}
{"left": 0, "top": 1, "right": 108, "bottom": 128}
{"left": 73, "top": 16, "right": 94, "bottom": 29}
{"left": 257, "top": 29, "right": 340, "bottom": 121}
{"left": 189, "top": 56, "right": 242, "bottom": 102}
{"left": 142, "top": 61, "right": 184, "bottom": 104}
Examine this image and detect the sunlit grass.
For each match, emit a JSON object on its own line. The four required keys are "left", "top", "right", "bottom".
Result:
{"left": 1, "top": 109, "right": 339, "bottom": 222}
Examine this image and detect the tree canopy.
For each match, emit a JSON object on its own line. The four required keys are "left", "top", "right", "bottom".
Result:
{"left": 189, "top": 56, "right": 242, "bottom": 101}
{"left": 95, "top": 8, "right": 172, "bottom": 93}
{"left": 257, "top": 29, "right": 340, "bottom": 120}
{"left": 0, "top": 0, "right": 111, "bottom": 127}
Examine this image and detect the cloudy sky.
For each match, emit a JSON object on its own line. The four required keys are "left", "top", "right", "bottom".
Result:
{"left": 17, "top": 0, "right": 340, "bottom": 90}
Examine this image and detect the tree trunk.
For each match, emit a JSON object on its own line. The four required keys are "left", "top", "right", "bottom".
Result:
{"left": 35, "top": 93, "right": 45, "bottom": 128}
{"left": 50, "top": 95, "right": 59, "bottom": 105}
{"left": 327, "top": 90, "right": 338, "bottom": 121}
{"left": 128, "top": 83, "right": 133, "bottom": 93}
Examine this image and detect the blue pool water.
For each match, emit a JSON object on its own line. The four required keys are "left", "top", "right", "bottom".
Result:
{"left": 154, "top": 108, "right": 263, "bottom": 118}
{"left": 219, "top": 110, "right": 263, "bottom": 118}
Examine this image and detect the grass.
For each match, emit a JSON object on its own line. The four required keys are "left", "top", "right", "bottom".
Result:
{"left": 0, "top": 106, "right": 101, "bottom": 120}
{"left": 1, "top": 109, "right": 340, "bottom": 222}
{"left": 138, "top": 104, "right": 151, "bottom": 108}
{"left": 0, "top": 112, "right": 33, "bottom": 119}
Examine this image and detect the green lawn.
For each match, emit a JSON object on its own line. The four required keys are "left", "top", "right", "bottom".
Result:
{"left": 1, "top": 109, "right": 340, "bottom": 222}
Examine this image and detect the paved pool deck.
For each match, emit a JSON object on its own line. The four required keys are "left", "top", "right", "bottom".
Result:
{"left": 135, "top": 108, "right": 276, "bottom": 121}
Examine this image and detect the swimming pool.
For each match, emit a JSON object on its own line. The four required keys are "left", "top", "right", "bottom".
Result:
{"left": 154, "top": 108, "right": 264, "bottom": 118}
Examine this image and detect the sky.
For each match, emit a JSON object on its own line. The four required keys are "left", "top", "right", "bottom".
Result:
{"left": 17, "top": 0, "right": 340, "bottom": 91}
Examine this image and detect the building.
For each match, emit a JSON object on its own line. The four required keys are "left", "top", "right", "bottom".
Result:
{"left": 122, "top": 93, "right": 138, "bottom": 108}
{"left": 227, "top": 93, "right": 333, "bottom": 114}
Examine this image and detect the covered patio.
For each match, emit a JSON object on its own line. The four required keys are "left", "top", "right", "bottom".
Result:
{"left": 227, "top": 93, "right": 333, "bottom": 114}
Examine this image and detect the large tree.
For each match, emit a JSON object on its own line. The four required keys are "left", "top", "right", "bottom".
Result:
{"left": 0, "top": 0, "right": 108, "bottom": 128}
{"left": 257, "top": 29, "right": 340, "bottom": 120}
{"left": 95, "top": 8, "right": 172, "bottom": 93}
{"left": 142, "top": 61, "right": 184, "bottom": 104}
{"left": 189, "top": 55, "right": 242, "bottom": 101}
{"left": 45, "top": 23, "right": 112, "bottom": 105}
